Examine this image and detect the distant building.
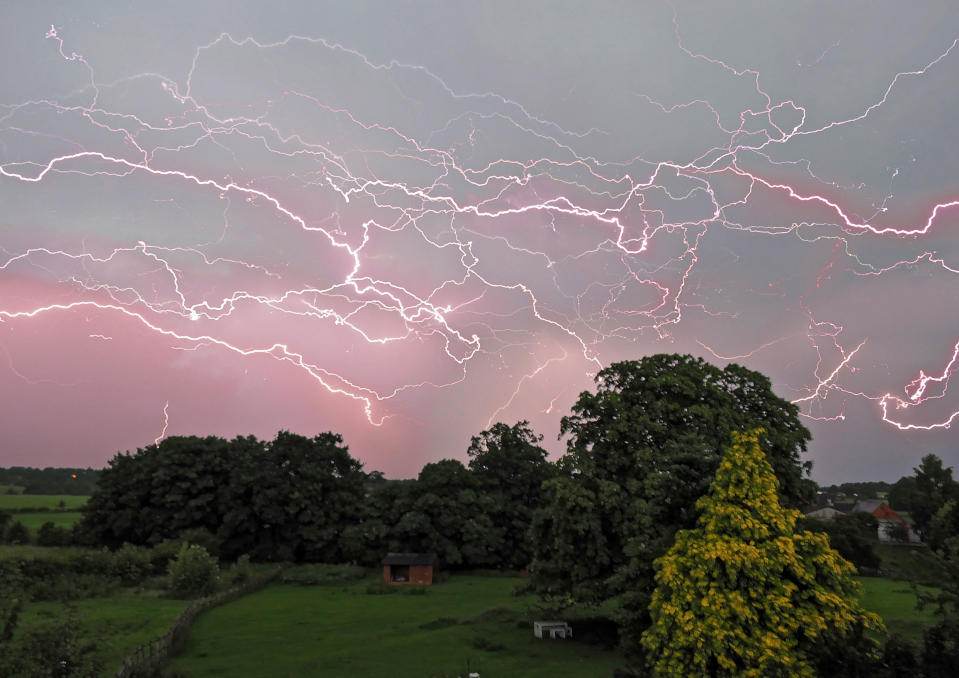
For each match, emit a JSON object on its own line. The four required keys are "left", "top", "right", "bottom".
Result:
{"left": 381, "top": 552, "right": 438, "bottom": 586}
{"left": 805, "top": 506, "right": 845, "bottom": 521}
{"left": 850, "top": 500, "right": 920, "bottom": 544}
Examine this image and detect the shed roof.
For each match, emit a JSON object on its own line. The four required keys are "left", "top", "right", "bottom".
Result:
{"left": 382, "top": 552, "right": 438, "bottom": 566}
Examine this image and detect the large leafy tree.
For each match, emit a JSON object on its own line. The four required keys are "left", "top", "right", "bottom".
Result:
{"left": 467, "top": 421, "right": 557, "bottom": 568}
{"left": 388, "top": 459, "right": 501, "bottom": 568}
{"left": 912, "top": 454, "right": 959, "bottom": 541}
{"left": 531, "top": 354, "right": 813, "bottom": 652}
{"left": 641, "top": 430, "right": 882, "bottom": 677}
{"left": 81, "top": 431, "right": 367, "bottom": 561}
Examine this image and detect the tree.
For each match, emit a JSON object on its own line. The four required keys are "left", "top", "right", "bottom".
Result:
{"left": 530, "top": 354, "right": 813, "bottom": 653}
{"left": 389, "top": 460, "right": 501, "bottom": 568}
{"left": 641, "top": 430, "right": 882, "bottom": 677}
{"left": 888, "top": 476, "right": 921, "bottom": 513}
{"left": 798, "top": 513, "right": 880, "bottom": 571}
{"left": 80, "top": 431, "right": 368, "bottom": 561}
{"left": 467, "top": 421, "right": 556, "bottom": 568}
{"left": 912, "top": 455, "right": 959, "bottom": 541}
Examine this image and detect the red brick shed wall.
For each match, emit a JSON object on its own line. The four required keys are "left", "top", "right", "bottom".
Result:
{"left": 383, "top": 564, "right": 434, "bottom": 585}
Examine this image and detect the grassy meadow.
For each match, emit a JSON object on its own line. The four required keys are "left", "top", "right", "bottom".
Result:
{"left": 168, "top": 575, "right": 625, "bottom": 678}
{"left": 857, "top": 577, "right": 939, "bottom": 641}
{"left": 16, "top": 511, "right": 84, "bottom": 530}
{"left": 0, "top": 494, "right": 89, "bottom": 510}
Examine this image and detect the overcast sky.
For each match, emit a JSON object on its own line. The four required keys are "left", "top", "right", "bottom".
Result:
{"left": 2, "top": 1, "right": 958, "bottom": 483}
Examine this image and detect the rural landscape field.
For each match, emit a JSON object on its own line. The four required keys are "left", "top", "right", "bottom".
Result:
{"left": 4, "top": 2, "right": 959, "bottom": 676}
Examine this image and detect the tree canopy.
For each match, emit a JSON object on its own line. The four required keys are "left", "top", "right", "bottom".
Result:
{"left": 80, "top": 431, "right": 368, "bottom": 562}
{"left": 641, "top": 430, "right": 882, "bottom": 677}
{"left": 467, "top": 421, "right": 557, "bottom": 568}
{"left": 531, "top": 354, "right": 814, "bottom": 653}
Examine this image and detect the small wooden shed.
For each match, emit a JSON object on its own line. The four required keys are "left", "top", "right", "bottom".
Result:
{"left": 381, "top": 552, "right": 438, "bottom": 586}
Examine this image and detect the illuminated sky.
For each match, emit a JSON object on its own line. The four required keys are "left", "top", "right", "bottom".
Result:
{"left": 2, "top": 1, "right": 959, "bottom": 482}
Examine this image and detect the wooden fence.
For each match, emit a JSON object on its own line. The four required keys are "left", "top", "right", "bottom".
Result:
{"left": 114, "top": 566, "right": 283, "bottom": 678}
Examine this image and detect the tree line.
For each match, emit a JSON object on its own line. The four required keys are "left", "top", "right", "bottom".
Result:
{"left": 9, "top": 352, "right": 959, "bottom": 674}
{"left": 0, "top": 467, "right": 100, "bottom": 495}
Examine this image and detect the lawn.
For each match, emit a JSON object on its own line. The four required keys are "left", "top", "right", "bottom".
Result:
{"left": 16, "top": 511, "right": 84, "bottom": 530}
{"left": 168, "top": 575, "right": 625, "bottom": 677}
{"left": 857, "top": 577, "right": 939, "bottom": 641}
{"left": 0, "top": 494, "right": 89, "bottom": 510}
{"left": 16, "top": 592, "right": 191, "bottom": 677}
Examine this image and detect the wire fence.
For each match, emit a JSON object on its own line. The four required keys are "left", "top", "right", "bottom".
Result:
{"left": 114, "top": 566, "right": 283, "bottom": 678}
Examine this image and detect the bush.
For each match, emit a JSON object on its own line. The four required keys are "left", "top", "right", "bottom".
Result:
{"left": 37, "top": 521, "right": 71, "bottom": 547}
{"left": 113, "top": 544, "right": 153, "bottom": 585}
{"left": 229, "top": 554, "right": 252, "bottom": 585}
{"left": 167, "top": 544, "right": 220, "bottom": 598}
{"left": 5, "top": 521, "right": 30, "bottom": 545}
{"left": 149, "top": 539, "right": 185, "bottom": 575}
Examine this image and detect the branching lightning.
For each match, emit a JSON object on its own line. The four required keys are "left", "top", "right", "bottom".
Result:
{"left": 3, "top": 6, "right": 959, "bottom": 469}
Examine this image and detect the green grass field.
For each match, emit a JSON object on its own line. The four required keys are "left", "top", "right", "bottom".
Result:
{"left": 16, "top": 511, "right": 84, "bottom": 530}
{"left": 0, "top": 494, "right": 88, "bottom": 510}
{"left": 0, "top": 484, "right": 25, "bottom": 494}
{"left": 857, "top": 577, "right": 939, "bottom": 641}
{"left": 168, "top": 575, "right": 625, "bottom": 677}
{"left": 17, "top": 593, "right": 190, "bottom": 677}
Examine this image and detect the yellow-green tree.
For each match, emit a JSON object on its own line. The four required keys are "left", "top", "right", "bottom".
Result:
{"left": 641, "top": 430, "right": 883, "bottom": 677}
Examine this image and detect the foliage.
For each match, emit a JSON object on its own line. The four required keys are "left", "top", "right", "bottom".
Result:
{"left": 81, "top": 431, "right": 369, "bottom": 562}
{"left": 641, "top": 431, "right": 883, "bottom": 677}
{"left": 799, "top": 513, "right": 880, "bottom": 571}
{"left": 467, "top": 421, "right": 557, "bottom": 569}
{"left": 0, "top": 467, "right": 99, "bottom": 495}
{"left": 929, "top": 499, "right": 959, "bottom": 551}
{"left": 112, "top": 544, "right": 153, "bottom": 586}
{"left": 888, "top": 476, "right": 921, "bottom": 513}
{"left": 5, "top": 520, "right": 31, "bottom": 545}
{"left": 36, "top": 520, "right": 72, "bottom": 547}
{"left": 0, "top": 606, "right": 103, "bottom": 677}
{"left": 166, "top": 543, "right": 220, "bottom": 598}
{"left": 911, "top": 455, "right": 959, "bottom": 541}
{"left": 530, "top": 355, "right": 813, "bottom": 654}
{"left": 819, "top": 481, "right": 891, "bottom": 499}
{"left": 917, "top": 537, "right": 959, "bottom": 675}
{"left": 385, "top": 459, "right": 501, "bottom": 568}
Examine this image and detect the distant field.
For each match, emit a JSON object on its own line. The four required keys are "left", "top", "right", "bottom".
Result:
{"left": 0, "top": 484, "right": 24, "bottom": 494}
{"left": 16, "top": 511, "right": 84, "bottom": 530}
{"left": 857, "top": 577, "right": 939, "bottom": 641}
{"left": 170, "top": 575, "right": 625, "bottom": 677}
{"left": 0, "top": 494, "right": 88, "bottom": 510}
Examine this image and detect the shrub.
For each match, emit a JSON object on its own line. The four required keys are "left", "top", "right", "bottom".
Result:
{"left": 113, "top": 544, "right": 153, "bottom": 585}
{"left": 5, "top": 521, "right": 30, "bottom": 545}
{"left": 37, "top": 521, "right": 71, "bottom": 547}
{"left": 167, "top": 544, "right": 220, "bottom": 598}
{"left": 228, "top": 554, "right": 252, "bottom": 585}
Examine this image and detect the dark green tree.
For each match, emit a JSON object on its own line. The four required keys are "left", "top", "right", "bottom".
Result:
{"left": 912, "top": 455, "right": 959, "bottom": 541}
{"left": 80, "top": 431, "right": 367, "bottom": 561}
{"left": 888, "top": 476, "right": 922, "bottom": 513}
{"left": 389, "top": 460, "right": 501, "bottom": 568}
{"left": 530, "top": 354, "right": 813, "bottom": 657}
{"left": 467, "top": 421, "right": 556, "bottom": 569}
